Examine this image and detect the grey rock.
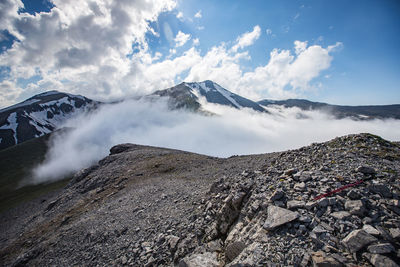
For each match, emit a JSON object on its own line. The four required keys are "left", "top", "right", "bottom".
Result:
{"left": 294, "top": 182, "right": 306, "bottom": 191}
{"left": 347, "top": 189, "right": 361, "bottom": 200}
{"left": 167, "top": 235, "right": 180, "bottom": 250}
{"left": 367, "top": 243, "right": 395, "bottom": 254}
{"left": 263, "top": 205, "right": 299, "bottom": 230}
{"left": 389, "top": 228, "right": 400, "bottom": 240}
{"left": 286, "top": 200, "right": 305, "bottom": 210}
{"left": 330, "top": 211, "right": 351, "bottom": 220}
{"left": 368, "top": 184, "right": 392, "bottom": 198}
{"left": 344, "top": 200, "right": 365, "bottom": 216}
{"left": 284, "top": 168, "right": 297, "bottom": 176}
{"left": 225, "top": 241, "right": 246, "bottom": 262}
{"left": 356, "top": 166, "right": 376, "bottom": 175}
{"left": 342, "top": 229, "right": 378, "bottom": 253}
{"left": 362, "top": 225, "right": 381, "bottom": 236}
{"left": 363, "top": 253, "right": 399, "bottom": 267}
{"left": 317, "top": 198, "right": 329, "bottom": 208}
{"left": 270, "top": 190, "right": 284, "bottom": 201}
{"left": 109, "top": 144, "right": 134, "bottom": 155}
{"left": 121, "top": 255, "right": 127, "bottom": 265}
{"left": 179, "top": 252, "right": 220, "bottom": 267}
{"left": 311, "top": 251, "right": 343, "bottom": 267}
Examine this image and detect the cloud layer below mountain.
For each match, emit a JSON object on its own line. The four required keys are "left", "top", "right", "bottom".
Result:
{"left": 31, "top": 100, "right": 400, "bottom": 184}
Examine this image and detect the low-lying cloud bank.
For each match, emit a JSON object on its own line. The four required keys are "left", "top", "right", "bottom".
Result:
{"left": 32, "top": 99, "right": 400, "bottom": 184}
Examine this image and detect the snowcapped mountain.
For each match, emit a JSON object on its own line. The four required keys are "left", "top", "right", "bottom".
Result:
{"left": 151, "top": 80, "right": 266, "bottom": 112}
{"left": 0, "top": 91, "right": 98, "bottom": 150}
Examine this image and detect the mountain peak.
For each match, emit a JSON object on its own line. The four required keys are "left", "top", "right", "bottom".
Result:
{"left": 153, "top": 81, "right": 266, "bottom": 112}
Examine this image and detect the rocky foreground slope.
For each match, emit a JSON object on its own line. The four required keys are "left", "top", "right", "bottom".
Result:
{"left": 0, "top": 133, "right": 400, "bottom": 266}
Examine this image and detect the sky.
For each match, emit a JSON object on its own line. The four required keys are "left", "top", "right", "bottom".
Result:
{"left": 0, "top": 0, "right": 399, "bottom": 108}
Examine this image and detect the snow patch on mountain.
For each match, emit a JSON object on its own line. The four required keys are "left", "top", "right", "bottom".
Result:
{"left": 212, "top": 83, "right": 241, "bottom": 108}
{"left": 0, "top": 112, "right": 18, "bottom": 143}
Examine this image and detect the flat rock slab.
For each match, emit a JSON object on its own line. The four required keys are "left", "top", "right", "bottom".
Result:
{"left": 342, "top": 230, "right": 378, "bottom": 253}
{"left": 225, "top": 241, "right": 246, "bottom": 262}
{"left": 363, "top": 253, "right": 399, "bottom": 267}
{"left": 367, "top": 243, "right": 395, "bottom": 254}
{"left": 263, "top": 205, "right": 299, "bottom": 230}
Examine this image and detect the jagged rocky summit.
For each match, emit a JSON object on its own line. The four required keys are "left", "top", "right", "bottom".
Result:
{"left": 1, "top": 133, "right": 399, "bottom": 266}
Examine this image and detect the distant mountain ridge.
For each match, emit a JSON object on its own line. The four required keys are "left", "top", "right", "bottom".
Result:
{"left": 0, "top": 91, "right": 98, "bottom": 150}
{"left": 258, "top": 99, "right": 400, "bottom": 120}
{"left": 152, "top": 80, "right": 266, "bottom": 112}
{"left": 1, "top": 81, "right": 399, "bottom": 150}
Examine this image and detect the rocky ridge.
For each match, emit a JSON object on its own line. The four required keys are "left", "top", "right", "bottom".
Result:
{"left": 0, "top": 133, "right": 399, "bottom": 266}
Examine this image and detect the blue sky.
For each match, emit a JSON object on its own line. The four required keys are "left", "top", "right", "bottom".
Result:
{"left": 0, "top": 0, "right": 399, "bottom": 107}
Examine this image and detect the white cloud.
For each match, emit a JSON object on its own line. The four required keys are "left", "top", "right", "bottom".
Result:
{"left": 31, "top": 98, "right": 400, "bottom": 183}
{"left": 174, "top": 30, "right": 191, "bottom": 47}
{"left": 194, "top": 10, "right": 202, "bottom": 18}
{"left": 294, "top": 40, "right": 307, "bottom": 55}
{"left": 197, "top": 26, "right": 205, "bottom": 30}
{"left": 232, "top": 25, "right": 261, "bottom": 52}
{"left": 192, "top": 38, "right": 200, "bottom": 46}
{"left": 266, "top": 28, "right": 272, "bottom": 35}
{"left": 0, "top": 0, "right": 177, "bottom": 106}
{"left": 176, "top": 11, "right": 183, "bottom": 19}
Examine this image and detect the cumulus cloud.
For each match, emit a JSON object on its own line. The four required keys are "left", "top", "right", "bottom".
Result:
{"left": 31, "top": 98, "right": 400, "bottom": 184}
{"left": 194, "top": 10, "right": 202, "bottom": 18}
{"left": 232, "top": 25, "right": 261, "bottom": 52}
{"left": 174, "top": 31, "right": 191, "bottom": 47}
{"left": 0, "top": 0, "right": 177, "bottom": 106}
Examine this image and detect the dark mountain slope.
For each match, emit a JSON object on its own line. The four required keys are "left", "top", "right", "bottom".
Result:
{"left": 0, "top": 130, "right": 70, "bottom": 213}
{"left": 258, "top": 99, "right": 400, "bottom": 120}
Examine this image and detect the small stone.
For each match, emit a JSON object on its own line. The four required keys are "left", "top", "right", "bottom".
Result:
{"left": 347, "top": 189, "right": 362, "bottom": 200}
{"left": 225, "top": 241, "right": 246, "bottom": 262}
{"left": 356, "top": 166, "right": 376, "bottom": 175}
{"left": 363, "top": 253, "right": 399, "bottom": 267}
{"left": 342, "top": 230, "right": 378, "bottom": 253}
{"left": 121, "top": 256, "right": 127, "bottom": 265}
{"left": 311, "top": 251, "right": 343, "bottom": 267}
{"left": 179, "top": 252, "right": 220, "bottom": 267}
{"left": 389, "top": 228, "right": 400, "bottom": 240}
{"left": 367, "top": 243, "right": 395, "bottom": 254}
{"left": 270, "top": 190, "right": 284, "bottom": 201}
{"left": 305, "top": 201, "right": 317, "bottom": 210}
{"left": 313, "top": 225, "right": 327, "bottom": 234}
{"left": 263, "top": 205, "right": 299, "bottom": 230}
{"left": 287, "top": 200, "right": 306, "bottom": 209}
{"left": 362, "top": 225, "right": 381, "bottom": 236}
{"left": 330, "top": 211, "right": 351, "bottom": 220}
{"left": 167, "top": 235, "right": 180, "bottom": 249}
{"left": 284, "top": 168, "right": 297, "bottom": 176}
{"left": 294, "top": 182, "right": 306, "bottom": 191}
{"left": 317, "top": 198, "right": 329, "bottom": 208}
{"left": 368, "top": 184, "right": 392, "bottom": 198}
{"left": 344, "top": 200, "right": 365, "bottom": 216}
